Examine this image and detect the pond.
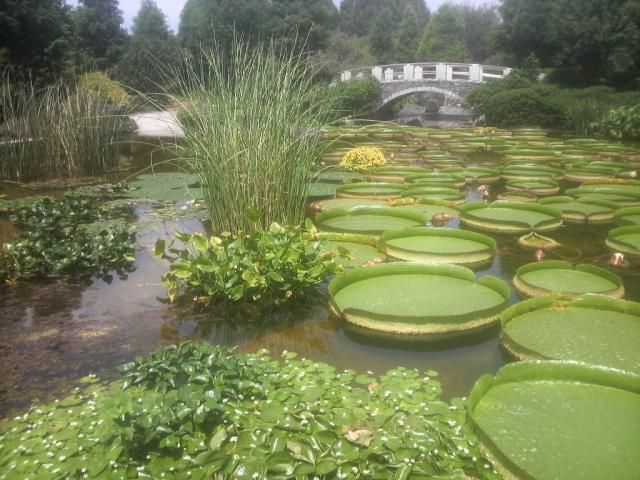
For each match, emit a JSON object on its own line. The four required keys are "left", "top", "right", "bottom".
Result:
{"left": 1, "top": 125, "right": 639, "bottom": 420}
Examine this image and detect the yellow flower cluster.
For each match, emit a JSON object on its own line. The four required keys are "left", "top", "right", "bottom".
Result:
{"left": 340, "top": 147, "right": 387, "bottom": 172}
{"left": 473, "top": 127, "right": 497, "bottom": 135}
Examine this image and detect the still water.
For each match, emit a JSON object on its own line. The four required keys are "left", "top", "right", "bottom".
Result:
{"left": 1, "top": 137, "right": 639, "bottom": 417}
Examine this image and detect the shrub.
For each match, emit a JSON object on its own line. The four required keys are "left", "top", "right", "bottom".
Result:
{"left": 592, "top": 104, "right": 640, "bottom": 140}
{"left": 333, "top": 77, "right": 381, "bottom": 118}
{"left": 340, "top": 146, "right": 387, "bottom": 172}
{"left": 481, "top": 86, "right": 564, "bottom": 127}
{"left": 169, "top": 41, "right": 336, "bottom": 234}
{"left": 154, "top": 223, "right": 342, "bottom": 305}
{"left": 78, "top": 71, "right": 131, "bottom": 105}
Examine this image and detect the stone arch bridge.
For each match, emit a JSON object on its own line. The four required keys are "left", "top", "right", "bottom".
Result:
{"left": 339, "top": 63, "right": 512, "bottom": 113}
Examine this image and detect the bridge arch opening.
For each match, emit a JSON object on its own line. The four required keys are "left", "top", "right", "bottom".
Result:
{"left": 378, "top": 86, "right": 465, "bottom": 113}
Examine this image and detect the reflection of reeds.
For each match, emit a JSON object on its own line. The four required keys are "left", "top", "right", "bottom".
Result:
{"left": 169, "top": 41, "right": 336, "bottom": 233}
{"left": 0, "top": 79, "right": 130, "bottom": 181}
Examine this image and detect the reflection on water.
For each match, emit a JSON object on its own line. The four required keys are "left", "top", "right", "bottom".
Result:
{"left": 1, "top": 140, "right": 640, "bottom": 417}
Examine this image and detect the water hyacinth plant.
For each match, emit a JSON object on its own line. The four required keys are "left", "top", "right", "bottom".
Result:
{"left": 169, "top": 40, "right": 337, "bottom": 234}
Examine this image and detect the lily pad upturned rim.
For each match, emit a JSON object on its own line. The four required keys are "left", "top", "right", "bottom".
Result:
{"left": 537, "top": 195, "right": 619, "bottom": 223}
{"left": 380, "top": 227, "right": 496, "bottom": 267}
{"left": 329, "top": 262, "right": 511, "bottom": 335}
{"left": 605, "top": 225, "right": 640, "bottom": 256}
{"left": 614, "top": 206, "right": 640, "bottom": 225}
{"left": 505, "top": 178, "right": 560, "bottom": 196}
{"left": 513, "top": 260, "right": 624, "bottom": 298}
{"left": 459, "top": 201, "right": 563, "bottom": 234}
{"left": 335, "top": 182, "right": 407, "bottom": 199}
{"left": 468, "top": 360, "right": 640, "bottom": 480}
{"left": 314, "top": 207, "right": 427, "bottom": 235}
{"left": 499, "top": 293, "right": 640, "bottom": 368}
{"left": 517, "top": 232, "right": 561, "bottom": 250}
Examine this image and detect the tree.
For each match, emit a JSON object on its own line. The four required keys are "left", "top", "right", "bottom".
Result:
{"left": 368, "top": 6, "right": 396, "bottom": 63}
{"left": 457, "top": 2, "right": 500, "bottom": 63}
{"left": 394, "top": 4, "right": 423, "bottom": 63}
{"left": 0, "top": 0, "right": 73, "bottom": 82}
{"left": 179, "top": 0, "right": 271, "bottom": 52}
{"left": 114, "top": 0, "right": 180, "bottom": 93}
{"left": 417, "top": 4, "right": 468, "bottom": 62}
{"left": 268, "top": 0, "right": 338, "bottom": 53}
{"left": 72, "top": 0, "right": 127, "bottom": 71}
{"left": 498, "top": 0, "right": 640, "bottom": 85}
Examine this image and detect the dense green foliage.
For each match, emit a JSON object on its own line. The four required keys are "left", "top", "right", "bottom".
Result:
{"left": 78, "top": 71, "right": 131, "bottom": 105}
{"left": 592, "top": 104, "right": 640, "bottom": 140}
{"left": 417, "top": 4, "right": 468, "bottom": 62}
{"left": 154, "top": 224, "right": 342, "bottom": 305}
{"left": 0, "top": 197, "right": 134, "bottom": 282}
{"left": 333, "top": 78, "right": 381, "bottom": 118}
{"left": 0, "top": 342, "right": 499, "bottom": 479}
{"left": 498, "top": 0, "right": 640, "bottom": 86}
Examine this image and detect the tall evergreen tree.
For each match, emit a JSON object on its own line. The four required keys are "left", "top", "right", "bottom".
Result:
{"left": 417, "top": 4, "right": 468, "bottom": 62}
{"left": 394, "top": 4, "right": 423, "bottom": 63}
{"left": 268, "top": 0, "right": 338, "bottom": 53}
{"left": 0, "top": 0, "right": 73, "bottom": 82}
{"left": 73, "top": 0, "right": 127, "bottom": 71}
{"left": 115, "top": 0, "right": 179, "bottom": 93}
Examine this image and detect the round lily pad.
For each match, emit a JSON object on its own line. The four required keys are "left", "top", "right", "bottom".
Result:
{"left": 391, "top": 198, "right": 460, "bottom": 219}
{"left": 380, "top": 227, "right": 495, "bottom": 268}
{"left": 614, "top": 206, "right": 640, "bottom": 226}
{"left": 517, "top": 232, "right": 561, "bottom": 251}
{"left": 469, "top": 361, "right": 640, "bottom": 480}
{"left": 566, "top": 183, "right": 640, "bottom": 206}
{"left": 459, "top": 201, "right": 563, "bottom": 234}
{"left": 501, "top": 165, "right": 563, "bottom": 181}
{"left": 401, "top": 186, "right": 466, "bottom": 203}
{"left": 564, "top": 166, "right": 617, "bottom": 183}
{"left": 496, "top": 192, "right": 538, "bottom": 203}
{"left": 500, "top": 294, "right": 640, "bottom": 373}
{"left": 606, "top": 225, "right": 640, "bottom": 256}
{"left": 329, "top": 263, "right": 510, "bottom": 335}
{"left": 336, "top": 183, "right": 406, "bottom": 200}
{"left": 368, "top": 166, "right": 428, "bottom": 183}
{"left": 538, "top": 196, "right": 618, "bottom": 224}
{"left": 405, "top": 173, "right": 466, "bottom": 189}
{"left": 513, "top": 260, "right": 624, "bottom": 298}
{"left": 458, "top": 167, "right": 501, "bottom": 184}
{"left": 314, "top": 207, "right": 426, "bottom": 235}
{"left": 506, "top": 178, "right": 560, "bottom": 196}
{"left": 321, "top": 238, "right": 384, "bottom": 268}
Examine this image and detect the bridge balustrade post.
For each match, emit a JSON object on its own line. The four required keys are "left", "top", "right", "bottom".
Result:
{"left": 340, "top": 71, "right": 352, "bottom": 82}
{"left": 435, "top": 63, "right": 447, "bottom": 81}
{"left": 384, "top": 68, "right": 394, "bottom": 81}
{"left": 414, "top": 66, "right": 423, "bottom": 80}
{"left": 504, "top": 68, "right": 512, "bottom": 77}
{"left": 403, "top": 64, "right": 415, "bottom": 81}
{"left": 469, "top": 64, "right": 482, "bottom": 82}
{"left": 372, "top": 66, "right": 383, "bottom": 81}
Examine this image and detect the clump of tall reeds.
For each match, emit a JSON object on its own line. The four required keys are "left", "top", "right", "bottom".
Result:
{"left": 564, "top": 98, "right": 610, "bottom": 136}
{"left": 168, "top": 41, "right": 336, "bottom": 233}
{"left": 0, "top": 77, "right": 130, "bottom": 182}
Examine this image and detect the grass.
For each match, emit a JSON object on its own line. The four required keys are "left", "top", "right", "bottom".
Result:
{"left": 0, "top": 78, "right": 130, "bottom": 182}
{"left": 168, "top": 41, "right": 337, "bottom": 233}
{"left": 564, "top": 97, "right": 610, "bottom": 136}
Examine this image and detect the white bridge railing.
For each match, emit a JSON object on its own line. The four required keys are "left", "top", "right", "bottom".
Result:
{"left": 340, "top": 63, "right": 512, "bottom": 83}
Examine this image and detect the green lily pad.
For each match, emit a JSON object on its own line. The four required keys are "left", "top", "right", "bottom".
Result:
{"left": 513, "top": 260, "right": 624, "bottom": 298}
{"left": 308, "top": 198, "right": 386, "bottom": 213}
{"left": 314, "top": 207, "right": 426, "bottom": 235}
{"left": 606, "top": 225, "right": 640, "bottom": 256}
{"left": 322, "top": 240, "right": 384, "bottom": 268}
{"left": 614, "top": 206, "right": 640, "bottom": 226}
{"left": 469, "top": 361, "right": 640, "bottom": 480}
{"left": 329, "top": 263, "right": 510, "bottom": 335}
{"left": 459, "top": 201, "right": 563, "bottom": 234}
{"left": 500, "top": 294, "right": 640, "bottom": 373}
{"left": 380, "top": 227, "right": 495, "bottom": 268}
{"left": 506, "top": 178, "right": 559, "bottom": 196}
{"left": 336, "top": 183, "right": 406, "bottom": 200}
{"left": 538, "top": 196, "right": 618, "bottom": 224}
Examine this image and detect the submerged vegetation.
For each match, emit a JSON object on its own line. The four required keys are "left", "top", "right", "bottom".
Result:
{"left": 0, "top": 342, "right": 499, "bottom": 480}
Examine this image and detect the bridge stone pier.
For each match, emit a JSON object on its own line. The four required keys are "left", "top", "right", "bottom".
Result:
{"left": 340, "top": 63, "right": 512, "bottom": 113}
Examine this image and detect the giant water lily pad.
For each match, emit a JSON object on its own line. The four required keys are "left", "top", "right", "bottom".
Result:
{"left": 566, "top": 183, "right": 640, "bottom": 206}
{"left": 329, "top": 263, "right": 510, "bottom": 335}
{"left": 314, "top": 207, "right": 426, "bottom": 235}
{"left": 336, "top": 183, "right": 406, "bottom": 200}
{"left": 459, "top": 201, "right": 563, "bottom": 234}
{"left": 500, "top": 294, "right": 640, "bottom": 373}
{"left": 513, "top": 260, "right": 624, "bottom": 298}
{"left": 321, "top": 240, "right": 384, "bottom": 268}
{"left": 308, "top": 198, "right": 386, "bottom": 213}
{"left": 469, "top": 361, "right": 640, "bottom": 480}
{"left": 606, "top": 225, "right": 640, "bottom": 256}
{"left": 614, "top": 206, "right": 640, "bottom": 226}
{"left": 505, "top": 178, "right": 559, "bottom": 196}
{"left": 563, "top": 166, "right": 618, "bottom": 183}
{"left": 368, "top": 166, "right": 428, "bottom": 182}
{"left": 538, "top": 196, "right": 618, "bottom": 224}
{"left": 500, "top": 165, "right": 563, "bottom": 181}
{"left": 391, "top": 198, "right": 460, "bottom": 219}
{"left": 405, "top": 173, "right": 466, "bottom": 189}
{"left": 381, "top": 227, "right": 495, "bottom": 268}
{"left": 401, "top": 186, "right": 466, "bottom": 203}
